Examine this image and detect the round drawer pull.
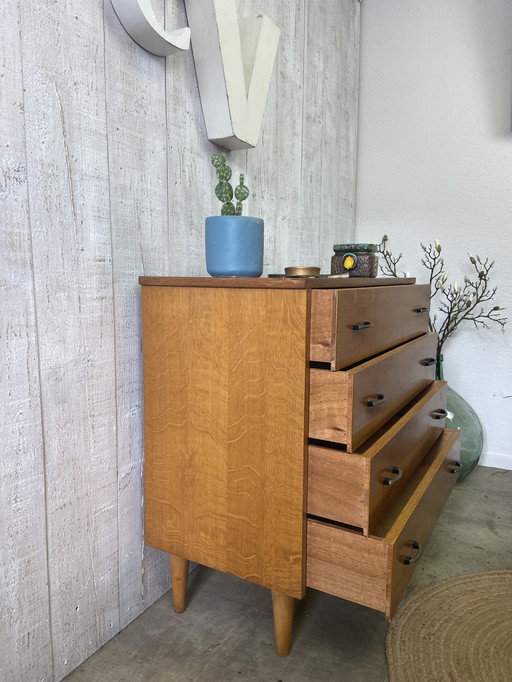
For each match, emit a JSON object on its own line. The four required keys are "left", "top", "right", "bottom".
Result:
{"left": 402, "top": 540, "right": 423, "bottom": 565}
{"left": 431, "top": 408, "right": 448, "bottom": 420}
{"left": 382, "top": 466, "right": 403, "bottom": 486}
{"left": 450, "top": 461, "right": 462, "bottom": 474}
{"left": 421, "top": 357, "right": 436, "bottom": 366}
{"left": 352, "top": 321, "right": 373, "bottom": 331}
{"left": 415, "top": 307, "right": 428, "bottom": 313}
{"left": 366, "top": 393, "right": 387, "bottom": 407}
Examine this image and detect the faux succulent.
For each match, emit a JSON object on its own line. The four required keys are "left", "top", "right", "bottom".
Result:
{"left": 211, "top": 153, "right": 249, "bottom": 215}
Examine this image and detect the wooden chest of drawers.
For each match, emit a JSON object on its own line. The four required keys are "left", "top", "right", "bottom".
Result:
{"left": 139, "top": 276, "right": 460, "bottom": 656}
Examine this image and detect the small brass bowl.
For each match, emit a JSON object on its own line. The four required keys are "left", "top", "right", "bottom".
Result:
{"left": 284, "top": 266, "right": 321, "bottom": 277}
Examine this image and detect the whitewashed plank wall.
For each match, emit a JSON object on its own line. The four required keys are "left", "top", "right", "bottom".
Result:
{"left": 0, "top": 1, "right": 360, "bottom": 680}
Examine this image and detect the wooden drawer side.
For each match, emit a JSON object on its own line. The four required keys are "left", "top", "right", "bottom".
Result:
{"left": 309, "top": 369, "right": 351, "bottom": 444}
{"left": 306, "top": 520, "right": 388, "bottom": 612}
{"left": 307, "top": 446, "right": 368, "bottom": 529}
{"left": 310, "top": 289, "right": 335, "bottom": 364}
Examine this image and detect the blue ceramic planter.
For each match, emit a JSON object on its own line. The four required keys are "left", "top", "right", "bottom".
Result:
{"left": 205, "top": 216, "right": 264, "bottom": 277}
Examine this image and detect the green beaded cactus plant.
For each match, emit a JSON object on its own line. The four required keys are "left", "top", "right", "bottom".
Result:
{"left": 211, "top": 152, "right": 250, "bottom": 216}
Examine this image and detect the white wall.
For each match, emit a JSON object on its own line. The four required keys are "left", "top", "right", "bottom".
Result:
{"left": 356, "top": 0, "right": 512, "bottom": 469}
{"left": 1, "top": 1, "right": 360, "bottom": 680}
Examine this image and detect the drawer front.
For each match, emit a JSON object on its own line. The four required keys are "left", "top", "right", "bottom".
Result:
{"left": 306, "top": 429, "right": 460, "bottom": 618}
{"left": 309, "top": 333, "right": 438, "bottom": 452}
{"left": 310, "top": 284, "right": 431, "bottom": 370}
{"left": 385, "top": 429, "right": 461, "bottom": 618}
{"left": 307, "top": 381, "right": 448, "bottom": 534}
{"left": 366, "top": 381, "right": 448, "bottom": 533}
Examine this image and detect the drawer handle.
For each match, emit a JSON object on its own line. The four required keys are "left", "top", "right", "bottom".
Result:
{"left": 431, "top": 408, "right": 448, "bottom": 420}
{"left": 415, "top": 307, "right": 428, "bottom": 313}
{"left": 366, "top": 394, "right": 387, "bottom": 407}
{"left": 382, "top": 466, "right": 403, "bottom": 486}
{"left": 421, "top": 357, "right": 436, "bottom": 366}
{"left": 352, "top": 321, "right": 373, "bottom": 331}
{"left": 402, "top": 540, "right": 423, "bottom": 565}
{"left": 450, "top": 461, "right": 462, "bottom": 474}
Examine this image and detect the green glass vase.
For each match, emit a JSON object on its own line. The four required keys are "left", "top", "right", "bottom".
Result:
{"left": 436, "top": 355, "right": 483, "bottom": 481}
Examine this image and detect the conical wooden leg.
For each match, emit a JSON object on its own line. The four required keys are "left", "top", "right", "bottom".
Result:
{"left": 271, "top": 590, "right": 295, "bottom": 657}
{"left": 169, "top": 554, "right": 189, "bottom": 614}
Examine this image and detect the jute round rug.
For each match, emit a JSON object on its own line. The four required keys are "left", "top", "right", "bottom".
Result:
{"left": 386, "top": 571, "right": 512, "bottom": 682}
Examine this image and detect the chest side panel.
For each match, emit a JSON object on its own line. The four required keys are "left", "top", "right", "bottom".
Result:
{"left": 141, "top": 286, "right": 309, "bottom": 598}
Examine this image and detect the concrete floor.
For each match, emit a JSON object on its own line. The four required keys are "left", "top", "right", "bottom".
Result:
{"left": 65, "top": 466, "right": 512, "bottom": 682}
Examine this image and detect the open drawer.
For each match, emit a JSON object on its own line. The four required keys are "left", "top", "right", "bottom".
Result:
{"left": 308, "top": 381, "right": 448, "bottom": 535}
{"left": 309, "top": 332, "right": 438, "bottom": 452}
{"left": 306, "top": 429, "right": 461, "bottom": 620}
{"left": 310, "top": 284, "right": 431, "bottom": 370}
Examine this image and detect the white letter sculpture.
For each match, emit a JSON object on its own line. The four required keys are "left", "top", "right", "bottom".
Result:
{"left": 110, "top": 0, "right": 280, "bottom": 149}
{"left": 110, "top": 0, "right": 191, "bottom": 56}
{"left": 184, "top": 0, "right": 280, "bottom": 149}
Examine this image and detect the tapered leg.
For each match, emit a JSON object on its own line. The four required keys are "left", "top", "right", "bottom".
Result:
{"left": 169, "top": 554, "right": 189, "bottom": 614}
{"left": 271, "top": 590, "right": 295, "bottom": 657}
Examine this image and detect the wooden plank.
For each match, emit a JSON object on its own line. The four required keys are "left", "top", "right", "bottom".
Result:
{"left": 307, "top": 519, "right": 387, "bottom": 612}
{"left": 21, "top": 1, "right": 118, "bottom": 677}
{"left": 309, "top": 369, "right": 350, "bottom": 443}
{"left": 0, "top": 2, "right": 52, "bottom": 679}
{"left": 307, "top": 445, "right": 368, "bottom": 529}
{"left": 104, "top": 0, "right": 170, "bottom": 626}
{"left": 301, "top": 0, "right": 361, "bottom": 273}
{"left": 238, "top": 0, "right": 305, "bottom": 274}
{"left": 139, "top": 276, "right": 416, "bottom": 288}
{"left": 142, "top": 286, "right": 309, "bottom": 598}
{"left": 165, "top": 0, "right": 212, "bottom": 276}
{"left": 310, "top": 290, "right": 336, "bottom": 363}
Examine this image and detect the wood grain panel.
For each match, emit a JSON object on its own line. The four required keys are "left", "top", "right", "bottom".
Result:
{"left": 104, "top": 0, "right": 170, "bottom": 626}
{"left": 308, "top": 369, "right": 351, "bottom": 443}
{"left": 21, "top": 1, "right": 119, "bottom": 677}
{"left": 301, "top": 0, "right": 361, "bottom": 272}
{"left": 307, "top": 520, "right": 387, "bottom": 612}
{"left": 307, "top": 446, "right": 368, "bottom": 529}
{"left": 142, "top": 286, "right": 309, "bottom": 597}
{"left": 310, "top": 289, "right": 336, "bottom": 363}
{"left": 0, "top": 3, "right": 52, "bottom": 678}
{"left": 139, "top": 276, "right": 417, "bottom": 289}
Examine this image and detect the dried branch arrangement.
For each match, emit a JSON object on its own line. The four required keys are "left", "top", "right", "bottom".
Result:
{"left": 377, "top": 235, "right": 507, "bottom": 358}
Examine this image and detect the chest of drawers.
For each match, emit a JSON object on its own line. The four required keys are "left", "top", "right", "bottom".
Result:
{"left": 139, "top": 276, "right": 460, "bottom": 656}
